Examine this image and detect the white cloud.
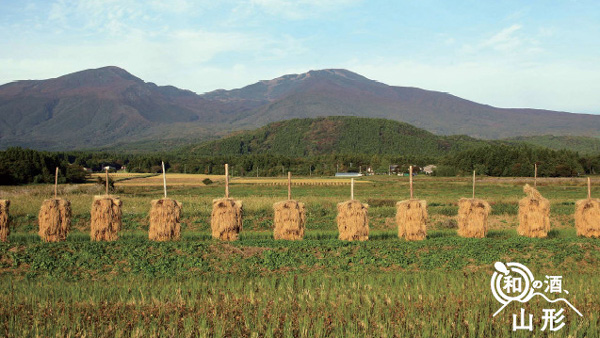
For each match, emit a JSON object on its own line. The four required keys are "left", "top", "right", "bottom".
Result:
{"left": 243, "top": 0, "right": 361, "bottom": 20}
{"left": 149, "top": 0, "right": 196, "bottom": 14}
{"left": 538, "top": 26, "right": 555, "bottom": 38}
{"left": 48, "top": 0, "right": 67, "bottom": 23}
{"left": 49, "top": 0, "right": 122, "bottom": 33}
{"left": 481, "top": 24, "right": 523, "bottom": 51}
{"left": 460, "top": 24, "right": 543, "bottom": 58}
{"left": 505, "top": 8, "right": 530, "bottom": 22}
{"left": 24, "top": 2, "right": 38, "bottom": 11}
{"left": 46, "top": 0, "right": 190, "bottom": 35}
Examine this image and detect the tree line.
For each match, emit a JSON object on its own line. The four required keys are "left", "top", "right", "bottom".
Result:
{"left": 436, "top": 144, "right": 597, "bottom": 177}
{"left": 1, "top": 144, "right": 599, "bottom": 185}
{"left": 0, "top": 148, "right": 87, "bottom": 185}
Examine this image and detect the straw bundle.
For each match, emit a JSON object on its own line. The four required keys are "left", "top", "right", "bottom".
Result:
{"left": 457, "top": 198, "right": 491, "bottom": 238}
{"left": 0, "top": 200, "right": 9, "bottom": 242}
{"left": 337, "top": 200, "right": 369, "bottom": 241}
{"left": 90, "top": 195, "right": 122, "bottom": 241}
{"left": 575, "top": 198, "right": 600, "bottom": 238}
{"left": 38, "top": 198, "right": 71, "bottom": 242}
{"left": 149, "top": 198, "right": 182, "bottom": 241}
{"left": 211, "top": 198, "right": 243, "bottom": 241}
{"left": 273, "top": 200, "right": 306, "bottom": 240}
{"left": 396, "top": 199, "right": 427, "bottom": 241}
{"left": 517, "top": 184, "right": 550, "bottom": 238}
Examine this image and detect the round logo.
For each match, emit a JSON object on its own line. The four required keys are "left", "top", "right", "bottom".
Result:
{"left": 491, "top": 262, "right": 535, "bottom": 305}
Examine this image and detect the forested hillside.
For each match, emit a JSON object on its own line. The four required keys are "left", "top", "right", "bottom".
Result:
{"left": 186, "top": 117, "right": 488, "bottom": 157}
{"left": 2, "top": 118, "right": 600, "bottom": 185}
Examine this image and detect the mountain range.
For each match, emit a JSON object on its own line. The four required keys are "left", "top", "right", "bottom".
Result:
{"left": 0, "top": 66, "right": 599, "bottom": 151}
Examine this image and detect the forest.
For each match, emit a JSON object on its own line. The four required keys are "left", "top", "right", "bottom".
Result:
{"left": 1, "top": 143, "right": 599, "bottom": 185}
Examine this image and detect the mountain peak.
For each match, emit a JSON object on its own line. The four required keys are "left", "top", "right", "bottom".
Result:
{"left": 0, "top": 66, "right": 146, "bottom": 99}
{"left": 263, "top": 68, "right": 371, "bottom": 84}
{"left": 307, "top": 68, "right": 371, "bottom": 81}
{"left": 58, "top": 66, "right": 143, "bottom": 85}
{"left": 203, "top": 68, "right": 377, "bottom": 102}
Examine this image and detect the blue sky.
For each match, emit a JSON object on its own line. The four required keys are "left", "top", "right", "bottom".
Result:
{"left": 1, "top": 0, "right": 599, "bottom": 113}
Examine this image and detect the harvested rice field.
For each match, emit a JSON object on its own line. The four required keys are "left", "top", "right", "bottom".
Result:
{"left": 109, "top": 173, "right": 372, "bottom": 187}
{"left": 1, "top": 175, "right": 599, "bottom": 337}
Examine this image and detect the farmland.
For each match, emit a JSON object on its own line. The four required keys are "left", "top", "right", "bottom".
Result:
{"left": 1, "top": 175, "right": 600, "bottom": 337}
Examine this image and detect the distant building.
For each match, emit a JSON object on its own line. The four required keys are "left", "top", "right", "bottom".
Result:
{"left": 83, "top": 167, "right": 93, "bottom": 173}
{"left": 103, "top": 165, "right": 116, "bottom": 171}
{"left": 423, "top": 165, "right": 437, "bottom": 175}
{"left": 335, "top": 172, "right": 364, "bottom": 177}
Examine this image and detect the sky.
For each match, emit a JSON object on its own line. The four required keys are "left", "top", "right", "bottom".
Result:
{"left": 1, "top": 0, "right": 599, "bottom": 114}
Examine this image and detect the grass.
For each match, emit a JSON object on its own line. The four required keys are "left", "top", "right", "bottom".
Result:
{"left": 2, "top": 229, "right": 600, "bottom": 278}
{"left": 1, "top": 230, "right": 599, "bottom": 337}
{"left": 1, "top": 175, "right": 599, "bottom": 336}
{"left": 2, "top": 271, "right": 599, "bottom": 337}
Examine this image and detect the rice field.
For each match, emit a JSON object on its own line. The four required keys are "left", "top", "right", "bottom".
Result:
{"left": 111, "top": 173, "right": 222, "bottom": 186}
{"left": 1, "top": 175, "right": 599, "bottom": 337}
{"left": 106, "top": 173, "right": 372, "bottom": 187}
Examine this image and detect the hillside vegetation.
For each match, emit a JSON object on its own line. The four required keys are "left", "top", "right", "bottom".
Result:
{"left": 507, "top": 135, "right": 600, "bottom": 155}
{"left": 4, "top": 116, "right": 600, "bottom": 184}
{"left": 186, "top": 116, "right": 488, "bottom": 157}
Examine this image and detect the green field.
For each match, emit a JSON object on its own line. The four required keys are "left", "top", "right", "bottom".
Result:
{"left": 1, "top": 176, "right": 599, "bottom": 337}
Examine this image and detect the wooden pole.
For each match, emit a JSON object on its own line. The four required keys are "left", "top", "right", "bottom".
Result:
{"left": 225, "top": 164, "right": 229, "bottom": 198}
{"left": 588, "top": 177, "right": 592, "bottom": 199}
{"left": 351, "top": 178, "right": 354, "bottom": 200}
{"left": 287, "top": 171, "right": 292, "bottom": 200}
{"left": 162, "top": 161, "right": 167, "bottom": 199}
{"left": 54, "top": 167, "right": 58, "bottom": 199}
{"left": 534, "top": 163, "right": 538, "bottom": 187}
{"left": 409, "top": 166, "right": 413, "bottom": 199}
{"left": 472, "top": 170, "right": 476, "bottom": 199}
{"left": 105, "top": 168, "right": 109, "bottom": 195}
